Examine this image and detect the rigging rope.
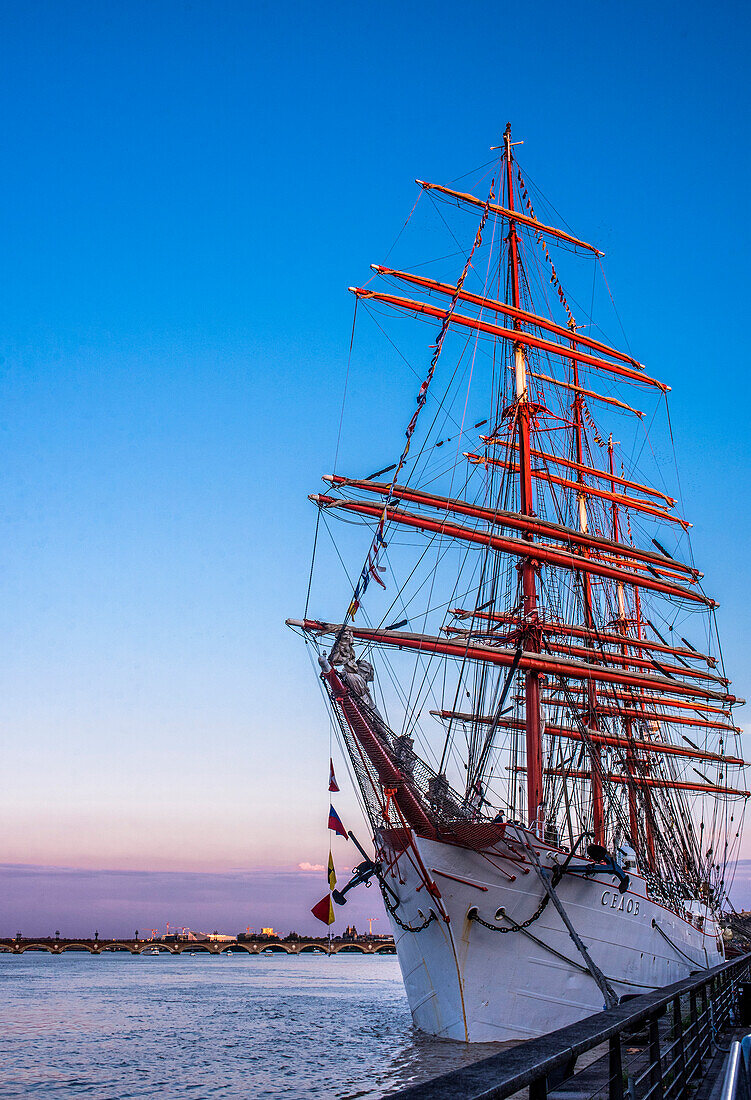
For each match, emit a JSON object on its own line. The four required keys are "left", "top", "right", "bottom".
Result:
{"left": 330, "top": 177, "right": 498, "bottom": 652}
{"left": 651, "top": 917, "right": 707, "bottom": 967}
{"left": 581, "top": 399, "right": 607, "bottom": 448}
{"left": 333, "top": 300, "right": 358, "bottom": 475}
{"left": 517, "top": 167, "right": 575, "bottom": 327}
{"left": 514, "top": 827, "right": 618, "bottom": 1006}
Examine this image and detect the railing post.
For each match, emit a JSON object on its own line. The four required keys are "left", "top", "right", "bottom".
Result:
{"left": 378, "top": 956, "right": 751, "bottom": 1100}
{"left": 672, "top": 994, "right": 687, "bottom": 1099}
{"left": 610, "top": 1035, "right": 624, "bottom": 1100}
{"left": 699, "top": 984, "right": 710, "bottom": 1060}
{"left": 716, "top": 973, "right": 728, "bottom": 1030}
{"left": 707, "top": 977, "right": 717, "bottom": 1055}
{"left": 725, "top": 972, "right": 734, "bottom": 1028}
{"left": 732, "top": 969, "right": 743, "bottom": 1028}
{"left": 530, "top": 1076, "right": 548, "bottom": 1100}
{"left": 649, "top": 1014, "right": 664, "bottom": 1100}
{"left": 690, "top": 989, "right": 701, "bottom": 1076}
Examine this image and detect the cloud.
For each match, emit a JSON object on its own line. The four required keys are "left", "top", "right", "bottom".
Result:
{"left": 297, "top": 862, "right": 324, "bottom": 872}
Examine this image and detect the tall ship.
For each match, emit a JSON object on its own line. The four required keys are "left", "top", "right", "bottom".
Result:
{"left": 287, "top": 127, "right": 747, "bottom": 1042}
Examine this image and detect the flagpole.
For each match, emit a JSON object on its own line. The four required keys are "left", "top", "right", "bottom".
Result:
{"left": 310, "top": 758, "right": 345, "bottom": 932}
{"left": 329, "top": 726, "right": 334, "bottom": 959}
{"left": 329, "top": 726, "right": 334, "bottom": 958}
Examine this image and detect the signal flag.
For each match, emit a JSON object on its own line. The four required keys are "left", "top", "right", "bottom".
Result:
{"left": 328, "top": 805, "right": 347, "bottom": 838}
{"left": 311, "top": 894, "right": 335, "bottom": 926}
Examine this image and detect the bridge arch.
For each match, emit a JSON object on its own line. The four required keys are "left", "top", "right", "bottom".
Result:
{"left": 100, "top": 943, "right": 137, "bottom": 953}
{"left": 60, "top": 943, "right": 97, "bottom": 953}
{"left": 374, "top": 944, "right": 397, "bottom": 954}
{"left": 259, "top": 943, "right": 290, "bottom": 954}
{"left": 19, "top": 943, "right": 55, "bottom": 953}
{"left": 333, "top": 943, "right": 367, "bottom": 954}
{"left": 298, "top": 943, "right": 329, "bottom": 954}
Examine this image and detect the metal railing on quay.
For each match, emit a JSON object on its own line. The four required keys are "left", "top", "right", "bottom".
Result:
{"left": 389, "top": 953, "right": 751, "bottom": 1100}
{"left": 720, "top": 1037, "right": 751, "bottom": 1100}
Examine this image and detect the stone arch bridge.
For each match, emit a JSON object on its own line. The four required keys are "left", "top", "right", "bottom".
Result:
{"left": 0, "top": 936, "right": 396, "bottom": 956}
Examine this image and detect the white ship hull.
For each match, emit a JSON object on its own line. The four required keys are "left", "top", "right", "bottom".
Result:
{"left": 382, "top": 829, "right": 722, "bottom": 1043}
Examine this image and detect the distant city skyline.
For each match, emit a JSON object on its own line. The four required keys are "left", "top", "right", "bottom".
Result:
{"left": 0, "top": 863, "right": 387, "bottom": 939}
{"left": 2, "top": 0, "right": 751, "bottom": 930}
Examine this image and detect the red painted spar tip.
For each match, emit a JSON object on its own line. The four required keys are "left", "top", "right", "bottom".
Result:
{"left": 350, "top": 287, "right": 670, "bottom": 393}
{"left": 311, "top": 493, "right": 712, "bottom": 607}
{"left": 513, "top": 765, "right": 750, "bottom": 800}
{"left": 414, "top": 179, "right": 605, "bottom": 256}
{"left": 430, "top": 710, "right": 745, "bottom": 766}
{"left": 478, "top": 443, "right": 678, "bottom": 507}
{"left": 369, "top": 264, "right": 645, "bottom": 371}
{"left": 452, "top": 610, "right": 712, "bottom": 661}
{"left": 288, "top": 619, "right": 735, "bottom": 706}
{"left": 322, "top": 473, "right": 698, "bottom": 579}
{"left": 465, "top": 455, "right": 691, "bottom": 531}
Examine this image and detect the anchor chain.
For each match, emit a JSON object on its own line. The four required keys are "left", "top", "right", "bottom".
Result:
{"left": 469, "top": 890, "right": 550, "bottom": 933}
{"left": 382, "top": 887, "right": 437, "bottom": 933}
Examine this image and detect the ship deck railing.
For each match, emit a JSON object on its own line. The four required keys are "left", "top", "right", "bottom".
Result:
{"left": 389, "top": 952, "right": 751, "bottom": 1100}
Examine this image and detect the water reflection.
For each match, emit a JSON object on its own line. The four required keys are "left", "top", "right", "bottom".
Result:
{"left": 1, "top": 952, "right": 515, "bottom": 1099}
{"left": 373, "top": 1030, "right": 514, "bottom": 1096}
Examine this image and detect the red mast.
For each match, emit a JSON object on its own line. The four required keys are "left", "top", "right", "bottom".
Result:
{"left": 570, "top": 323, "right": 604, "bottom": 845}
{"left": 609, "top": 436, "right": 640, "bottom": 853}
{"left": 633, "top": 587, "right": 657, "bottom": 869}
{"left": 504, "top": 124, "right": 543, "bottom": 832}
{"left": 607, "top": 440, "right": 657, "bottom": 869}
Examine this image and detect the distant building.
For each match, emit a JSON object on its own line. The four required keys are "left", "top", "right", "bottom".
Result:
{"left": 261, "top": 927, "right": 275, "bottom": 936}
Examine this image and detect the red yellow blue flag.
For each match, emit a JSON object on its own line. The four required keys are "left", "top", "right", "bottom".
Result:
{"left": 328, "top": 758, "right": 340, "bottom": 793}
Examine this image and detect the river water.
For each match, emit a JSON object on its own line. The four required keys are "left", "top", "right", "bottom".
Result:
{"left": 1, "top": 951, "right": 502, "bottom": 1097}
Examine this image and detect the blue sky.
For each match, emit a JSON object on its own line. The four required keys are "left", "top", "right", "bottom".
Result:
{"left": 2, "top": 0, "right": 751, "bottom": 932}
